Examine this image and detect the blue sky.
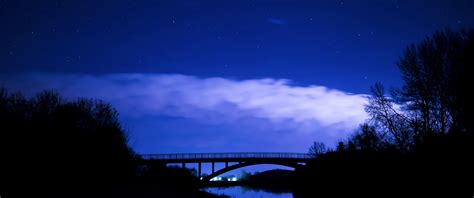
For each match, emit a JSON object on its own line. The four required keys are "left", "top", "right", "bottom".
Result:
{"left": 1, "top": 0, "right": 473, "bottom": 157}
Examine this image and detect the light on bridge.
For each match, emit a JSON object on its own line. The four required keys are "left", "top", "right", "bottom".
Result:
{"left": 210, "top": 176, "right": 223, "bottom": 181}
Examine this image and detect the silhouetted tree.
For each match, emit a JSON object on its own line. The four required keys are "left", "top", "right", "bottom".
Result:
{"left": 0, "top": 88, "right": 247, "bottom": 198}
{"left": 0, "top": 89, "right": 137, "bottom": 196}
{"left": 308, "top": 141, "right": 327, "bottom": 157}
{"left": 394, "top": 30, "right": 460, "bottom": 136}
{"left": 347, "top": 141, "right": 356, "bottom": 152}
{"left": 365, "top": 83, "right": 414, "bottom": 151}
{"left": 240, "top": 170, "right": 252, "bottom": 181}
{"left": 351, "top": 123, "right": 382, "bottom": 151}
{"left": 336, "top": 141, "right": 345, "bottom": 152}
{"left": 300, "top": 29, "right": 474, "bottom": 196}
{"left": 365, "top": 29, "right": 474, "bottom": 150}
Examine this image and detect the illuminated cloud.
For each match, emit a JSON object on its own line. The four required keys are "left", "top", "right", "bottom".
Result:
{"left": 1, "top": 73, "right": 369, "bottom": 147}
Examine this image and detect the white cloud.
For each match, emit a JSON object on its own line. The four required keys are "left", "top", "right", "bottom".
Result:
{"left": 1, "top": 73, "right": 369, "bottom": 139}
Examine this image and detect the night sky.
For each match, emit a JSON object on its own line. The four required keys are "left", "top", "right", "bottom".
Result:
{"left": 1, "top": 0, "right": 473, "bottom": 156}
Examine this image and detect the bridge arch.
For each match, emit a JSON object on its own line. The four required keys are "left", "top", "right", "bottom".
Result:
{"left": 203, "top": 161, "right": 301, "bottom": 181}
{"left": 140, "top": 152, "right": 311, "bottom": 182}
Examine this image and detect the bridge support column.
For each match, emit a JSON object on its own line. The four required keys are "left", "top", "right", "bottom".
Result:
{"left": 182, "top": 162, "right": 185, "bottom": 169}
{"left": 198, "top": 162, "right": 201, "bottom": 179}
{"left": 212, "top": 162, "right": 215, "bottom": 173}
{"left": 225, "top": 161, "right": 228, "bottom": 168}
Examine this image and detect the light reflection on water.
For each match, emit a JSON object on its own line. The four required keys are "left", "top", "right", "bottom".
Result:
{"left": 204, "top": 186, "right": 293, "bottom": 198}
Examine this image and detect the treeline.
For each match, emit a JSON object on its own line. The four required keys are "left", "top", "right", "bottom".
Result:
{"left": 240, "top": 169, "right": 295, "bottom": 194}
{"left": 297, "top": 29, "right": 474, "bottom": 196}
{"left": 0, "top": 89, "right": 222, "bottom": 198}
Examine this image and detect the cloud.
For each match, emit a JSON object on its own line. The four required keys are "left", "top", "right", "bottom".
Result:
{"left": 267, "top": 18, "right": 287, "bottom": 25}
{"left": 1, "top": 73, "right": 369, "bottom": 146}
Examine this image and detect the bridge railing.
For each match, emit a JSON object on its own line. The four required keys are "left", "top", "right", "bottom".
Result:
{"left": 141, "top": 152, "right": 312, "bottom": 160}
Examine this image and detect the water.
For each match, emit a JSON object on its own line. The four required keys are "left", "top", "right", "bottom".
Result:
{"left": 204, "top": 186, "right": 293, "bottom": 198}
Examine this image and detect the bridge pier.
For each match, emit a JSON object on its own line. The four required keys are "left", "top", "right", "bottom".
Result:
{"left": 198, "top": 162, "right": 201, "bottom": 178}
{"left": 225, "top": 161, "right": 228, "bottom": 168}
{"left": 212, "top": 162, "right": 215, "bottom": 174}
{"left": 182, "top": 162, "right": 185, "bottom": 169}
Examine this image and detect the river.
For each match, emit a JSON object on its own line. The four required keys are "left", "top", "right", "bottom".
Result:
{"left": 204, "top": 186, "right": 293, "bottom": 198}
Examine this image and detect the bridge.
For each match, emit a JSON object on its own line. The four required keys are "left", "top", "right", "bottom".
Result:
{"left": 140, "top": 152, "right": 312, "bottom": 181}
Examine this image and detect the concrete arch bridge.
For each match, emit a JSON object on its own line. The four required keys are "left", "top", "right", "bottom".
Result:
{"left": 141, "top": 152, "right": 312, "bottom": 181}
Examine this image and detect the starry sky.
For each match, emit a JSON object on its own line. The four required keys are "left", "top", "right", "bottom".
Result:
{"left": 1, "top": 0, "right": 474, "bottom": 156}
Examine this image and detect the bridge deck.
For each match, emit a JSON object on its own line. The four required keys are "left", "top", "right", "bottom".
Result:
{"left": 141, "top": 152, "right": 312, "bottom": 163}
{"left": 140, "top": 152, "right": 312, "bottom": 180}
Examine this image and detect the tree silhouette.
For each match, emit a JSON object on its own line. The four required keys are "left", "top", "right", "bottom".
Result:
{"left": 336, "top": 141, "right": 345, "bottom": 152}
{"left": 364, "top": 29, "right": 474, "bottom": 150}
{"left": 365, "top": 82, "right": 414, "bottom": 151}
{"left": 0, "top": 89, "right": 137, "bottom": 196}
{"left": 395, "top": 29, "right": 474, "bottom": 136}
{"left": 299, "top": 28, "right": 474, "bottom": 196}
{"left": 308, "top": 141, "right": 327, "bottom": 157}
{"left": 351, "top": 123, "right": 382, "bottom": 152}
